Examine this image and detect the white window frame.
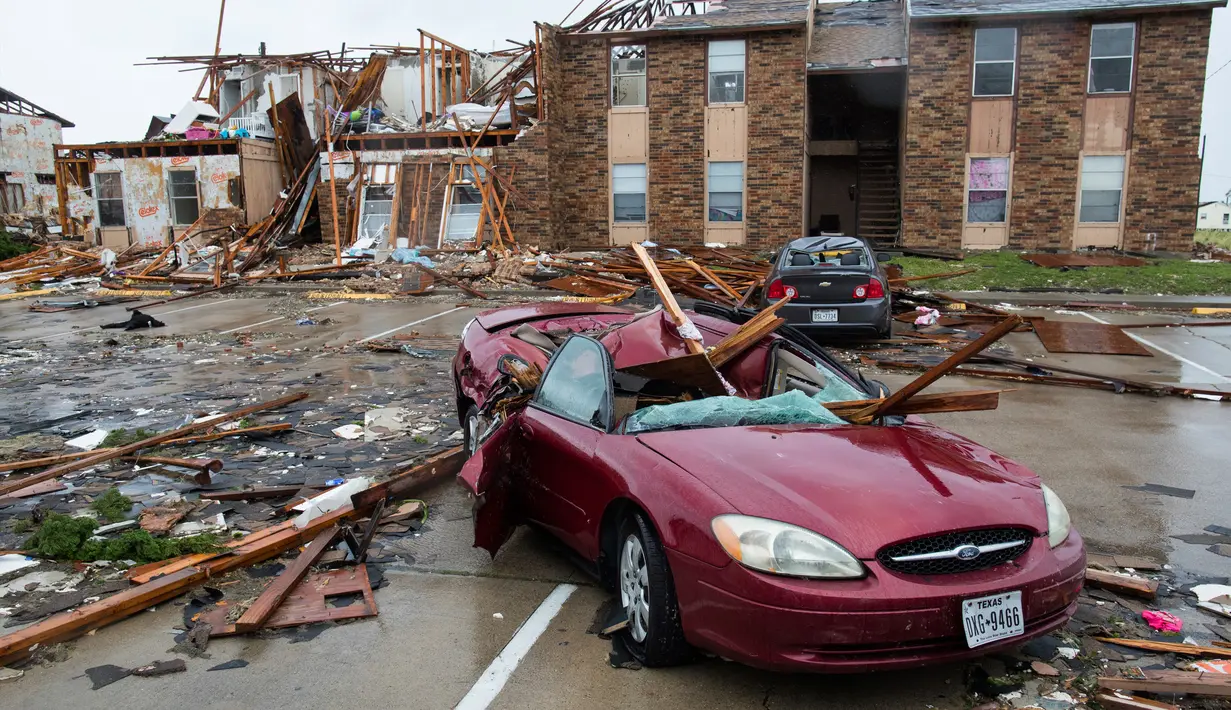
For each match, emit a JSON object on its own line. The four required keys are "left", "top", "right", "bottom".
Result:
{"left": 707, "top": 161, "right": 744, "bottom": 223}
{"left": 1088, "top": 22, "right": 1136, "bottom": 94}
{"left": 708, "top": 39, "right": 746, "bottom": 105}
{"left": 1224, "top": 213, "right": 1229, "bottom": 226}
{"left": 972, "top": 28, "right": 1018, "bottom": 98}
{"left": 611, "top": 45, "right": 647, "bottom": 108}
{"left": 94, "top": 172, "right": 127, "bottom": 228}
{"left": 442, "top": 184, "right": 483, "bottom": 242}
{"left": 1078, "top": 154, "right": 1127, "bottom": 224}
{"left": 612, "top": 163, "right": 647, "bottom": 224}
{"left": 965, "top": 155, "right": 1013, "bottom": 224}
{"left": 167, "top": 168, "right": 200, "bottom": 226}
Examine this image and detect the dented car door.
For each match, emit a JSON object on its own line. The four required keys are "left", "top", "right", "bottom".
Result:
{"left": 458, "top": 413, "right": 522, "bottom": 556}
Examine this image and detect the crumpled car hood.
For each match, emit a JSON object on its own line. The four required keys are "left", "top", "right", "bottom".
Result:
{"left": 635, "top": 422, "right": 1046, "bottom": 558}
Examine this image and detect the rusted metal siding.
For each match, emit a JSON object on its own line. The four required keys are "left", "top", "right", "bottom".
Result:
{"left": 0, "top": 113, "right": 63, "bottom": 218}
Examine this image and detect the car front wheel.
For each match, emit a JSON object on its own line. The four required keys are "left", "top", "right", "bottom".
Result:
{"left": 617, "top": 512, "right": 691, "bottom": 667}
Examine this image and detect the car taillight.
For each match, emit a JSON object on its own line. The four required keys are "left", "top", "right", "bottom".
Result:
{"left": 766, "top": 280, "right": 797, "bottom": 300}
{"left": 853, "top": 280, "right": 885, "bottom": 300}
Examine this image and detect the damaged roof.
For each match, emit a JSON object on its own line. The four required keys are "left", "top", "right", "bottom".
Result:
{"left": 0, "top": 86, "right": 74, "bottom": 128}
{"left": 649, "top": 0, "right": 811, "bottom": 31}
{"left": 809, "top": 0, "right": 906, "bottom": 71}
{"left": 909, "top": 0, "right": 1226, "bottom": 19}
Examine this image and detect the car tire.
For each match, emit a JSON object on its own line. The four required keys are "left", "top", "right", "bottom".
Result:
{"left": 616, "top": 512, "right": 691, "bottom": 667}
{"left": 462, "top": 405, "right": 486, "bottom": 458}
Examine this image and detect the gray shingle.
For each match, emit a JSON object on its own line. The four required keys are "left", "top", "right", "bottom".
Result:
{"left": 909, "top": 0, "right": 1225, "bottom": 19}
{"left": 809, "top": 1, "right": 907, "bottom": 70}
{"left": 650, "top": 0, "right": 810, "bottom": 30}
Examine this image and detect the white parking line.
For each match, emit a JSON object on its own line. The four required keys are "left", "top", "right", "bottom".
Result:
{"left": 1078, "top": 311, "right": 1230, "bottom": 383}
{"left": 454, "top": 584, "right": 578, "bottom": 710}
{"left": 358, "top": 306, "right": 467, "bottom": 343}
{"left": 218, "top": 301, "right": 344, "bottom": 335}
{"left": 9, "top": 298, "right": 237, "bottom": 343}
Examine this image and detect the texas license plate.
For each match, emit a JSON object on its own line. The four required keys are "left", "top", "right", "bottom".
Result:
{"left": 811, "top": 309, "right": 839, "bottom": 323}
{"left": 961, "top": 591, "right": 1024, "bottom": 648}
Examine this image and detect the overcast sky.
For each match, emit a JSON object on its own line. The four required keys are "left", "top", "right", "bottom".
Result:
{"left": 2, "top": 1, "right": 1229, "bottom": 201}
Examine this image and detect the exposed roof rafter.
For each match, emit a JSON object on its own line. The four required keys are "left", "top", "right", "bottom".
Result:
{"left": 0, "top": 86, "right": 74, "bottom": 127}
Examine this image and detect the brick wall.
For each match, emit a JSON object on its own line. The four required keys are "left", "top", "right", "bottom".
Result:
{"left": 1125, "top": 10, "right": 1211, "bottom": 251}
{"left": 1011, "top": 18, "right": 1087, "bottom": 249}
{"left": 548, "top": 35, "right": 609, "bottom": 248}
{"left": 647, "top": 35, "right": 707, "bottom": 243}
{"left": 316, "top": 180, "right": 351, "bottom": 244}
{"left": 902, "top": 21, "right": 971, "bottom": 249}
{"left": 493, "top": 123, "right": 552, "bottom": 247}
{"left": 746, "top": 29, "right": 807, "bottom": 248}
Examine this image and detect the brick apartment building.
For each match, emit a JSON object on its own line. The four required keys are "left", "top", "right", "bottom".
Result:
{"left": 519, "top": 0, "right": 1223, "bottom": 252}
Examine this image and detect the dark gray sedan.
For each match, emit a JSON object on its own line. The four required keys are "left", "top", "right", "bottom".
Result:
{"left": 758, "top": 235, "right": 892, "bottom": 339}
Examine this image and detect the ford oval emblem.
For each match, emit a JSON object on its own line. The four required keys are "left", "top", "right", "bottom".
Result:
{"left": 955, "top": 545, "right": 981, "bottom": 561}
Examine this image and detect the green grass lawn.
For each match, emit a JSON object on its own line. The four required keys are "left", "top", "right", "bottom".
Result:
{"left": 888, "top": 250, "right": 1231, "bottom": 295}
{"left": 1196, "top": 229, "right": 1231, "bottom": 250}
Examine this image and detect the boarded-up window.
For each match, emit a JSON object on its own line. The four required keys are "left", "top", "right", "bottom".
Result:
{"left": 611, "top": 45, "right": 647, "bottom": 107}
{"left": 967, "top": 157, "right": 1010, "bottom": 223}
{"left": 1079, "top": 155, "right": 1125, "bottom": 223}
{"left": 612, "top": 163, "right": 647, "bottom": 223}
{"left": 0, "top": 173, "right": 24, "bottom": 213}
{"left": 96, "top": 173, "right": 126, "bottom": 227}
{"left": 168, "top": 170, "right": 200, "bottom": 225}
{"left": 1089, "top": 23, "right": 1135, "bottom": 94}
{"left": 708, "top": 161, "right": 744, "bottom": 222}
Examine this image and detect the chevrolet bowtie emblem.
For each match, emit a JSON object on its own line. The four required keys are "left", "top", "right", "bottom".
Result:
{"left": 818, "top": 281, "right": 831, "bottom": 287}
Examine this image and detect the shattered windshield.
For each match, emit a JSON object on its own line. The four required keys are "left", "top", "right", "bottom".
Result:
{"left": 786, "top": 249, "right": 870, "bottom": 268}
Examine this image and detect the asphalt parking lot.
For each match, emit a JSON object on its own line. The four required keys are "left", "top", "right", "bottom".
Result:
{"left": 1, "top": 293, "right": 1229, "bottom": 709}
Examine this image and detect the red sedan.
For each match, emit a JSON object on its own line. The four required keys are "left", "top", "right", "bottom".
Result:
{"left": 453, "top": 301, "right": 1084, "bottom": 672}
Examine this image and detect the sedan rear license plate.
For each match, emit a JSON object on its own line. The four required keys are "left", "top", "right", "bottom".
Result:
{"left": 961, "top": 591, "right": 1023, "bottom": 648}
{"left": 811, "top": 309, "right": 839, "bottom": 323}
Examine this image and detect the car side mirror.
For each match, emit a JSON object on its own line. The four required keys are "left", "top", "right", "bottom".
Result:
{"left": 876, "top": 252, "right": 892, "bottom": 263}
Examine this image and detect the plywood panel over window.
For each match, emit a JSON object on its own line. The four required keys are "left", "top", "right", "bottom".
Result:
{"left": 705, "top": 105, "right": 747, "bottom": 161}
{"left": 610, "top": 109, "right": 648, "bottom": 162}
{"left": 969, "top": 99, "right": 1014, "bottom": 154}
{"left": 1082, "top": 95, "right": 1130, "bottom": 152}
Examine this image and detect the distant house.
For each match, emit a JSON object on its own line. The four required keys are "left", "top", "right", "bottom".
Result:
{"left": 0, "top": 87, "right": 74, "bottom": 221}
{"left": 1197, "top": 201, "right": 1231, "bottom": 230}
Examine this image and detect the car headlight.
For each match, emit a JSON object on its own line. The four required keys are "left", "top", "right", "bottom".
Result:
{"left": 1042, "top": 484, "right": 1072, "bottom": 548}
{"left": 711, "top": 515, "right": 865, "bottom": 579}
{"left": 460, "top": 317, "right": 476, "bottom": 341}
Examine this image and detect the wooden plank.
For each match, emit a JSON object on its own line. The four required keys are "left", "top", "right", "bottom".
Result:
{"left": 1098, "top": 670, "right": 1231, "bottom": 697}
{"left": 1094, "top": 637, "right": 1231, "bottom": 658}
{"left": 823, "top": 389, "right": 1005, "bottom": 418}
{"left": 683, "top": 259, "right": 740, "bottom": 302}
{"left": 413, "top": 263, "right": 488, "bottom": 299}
{"left": 199, "top": 485, "right": 323, "bottom": 502}
{"left": 1084, "top": 568, "right": 1159, "bottom": 600}
{"left": 0, "top": 393, "right": 307, "bottom": 497}
{"left": 233, "top": 526, "right": 341, "bottom": 632}
{"left": 630, "top": 243, "right": 704, "bottom": 356}
{"left": 1094, "top": 694, "right": 1180, "bottom": 710}
{"left": 619, "top": 352, "right": 729, "bottom": 396}
{"left": 707, "top": 297, "right": 791, "bottom": 368}
{"left": 350, "top": 446, "right": 467, "bottom": 511}
{"left": 1032, "top": 320, "right": 1153, "bottom": 357}
{"left": 849, "top": 316, "right": 1022, "bottom": 424}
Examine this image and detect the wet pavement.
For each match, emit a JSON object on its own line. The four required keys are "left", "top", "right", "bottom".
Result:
{"left": 1, "top": 292, "right": 1229, "bottom": 709}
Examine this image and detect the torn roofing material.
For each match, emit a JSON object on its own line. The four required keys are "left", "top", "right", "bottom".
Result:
{"left": 651, "top": 0, "right": 811, "bottom": 30}
{"left": 909, "top": 0, "right": 1226, "bottom": 19}
{"left": 809, "top": 1, "right": 906, "bottom": 71}
{"left": 0, "top": 86, "right": 75, "bottom": 127}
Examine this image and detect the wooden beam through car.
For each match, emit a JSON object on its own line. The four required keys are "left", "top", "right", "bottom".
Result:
{"left": 631, "top": 243, "right": 705, "bottom": 356}
{"left": 848, "top": 316, "right": 1022, "bottom": 424}
{"left": 707, "top": 296, "right": 791, "bottom": 368}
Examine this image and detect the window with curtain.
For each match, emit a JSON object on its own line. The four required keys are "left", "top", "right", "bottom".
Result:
{"left": 168, "top": 170, "right": 200, "bottom": 225}
{"left": 1079, "top": 155, "right": 1126, "bottom": 223}
{"left": 611, "top": 45, "right": 647, "bottom": 107}
{"left": 96, "top": 173, "right": 126, "bottom": 227}
{"left": 967, "top": 157, "right": 1010, "bottom": 223}
{"left": 612, "top": 163, "right": 647, "bottom": 223}
{"left": 708, "top": 162, "right": 744, "bottom": 222}
{"left": 972, "top": 28, "right": 1017, "bottom": 97}
{"left": 708, "top": 40, "right": 745, "bottom": 104}
{"left": 1089, "top": 23, "right": 1135, "bottom": 93}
